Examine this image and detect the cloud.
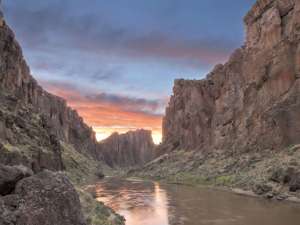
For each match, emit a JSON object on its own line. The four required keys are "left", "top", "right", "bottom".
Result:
{"left": 4, "top": 0, "right": 234, "bottom": 66}
{"left": 41, "top": 80, "right": 163, "bottom": 129}
{"left": 40, "top": 80, "right": 163, "bottom": 143}
{"left": 87, "top": 93, "right": 164, "bottom": 115}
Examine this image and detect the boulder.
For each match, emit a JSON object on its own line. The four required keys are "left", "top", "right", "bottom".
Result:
{"left": 0, "top": 164, "right": 32, "bottom": 195}
{"left": 289, "top": 172, "right": 300, "bottom": 192}
{"left": 0, "top": 170, "right": 86, "bottom": 225}
{"left": 253, "top": 184, "right": 273, "bottom": 195}
{"left": 96, "top": 171, "right": 105, "bottom": 179}
{"left": 270, "top": 167, "right": 295, "bottom": 184}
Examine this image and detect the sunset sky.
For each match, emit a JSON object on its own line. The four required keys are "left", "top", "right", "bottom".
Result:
{"left": 4, "top": 0, "right": 255, "bottom": 144}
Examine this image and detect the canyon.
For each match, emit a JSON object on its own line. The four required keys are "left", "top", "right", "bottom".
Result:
{"left": 136, "top": 0, "right": 300, "bottom": 202}
{"left": 163, "top": 0, "right": 300, "bottom": 152}
{"left": 1, "top": 0, "right": 300, "bottom": 224}
{"left": 0, "top": 2, "right": 156, "bottom": 223}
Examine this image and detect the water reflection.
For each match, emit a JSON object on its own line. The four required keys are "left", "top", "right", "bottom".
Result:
{"left": 92, "top": 178, "right": 169, "bottom": 225}
{"left": 88, "top": 178, "right": 300, "bottom": 225}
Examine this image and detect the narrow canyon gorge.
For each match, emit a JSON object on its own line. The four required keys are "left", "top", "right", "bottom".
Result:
{"left": 0, "top": 0, "right": 300, "bottom": 224}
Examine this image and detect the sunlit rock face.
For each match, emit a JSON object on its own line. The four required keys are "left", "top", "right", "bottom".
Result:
{"left": 163, "top": 0, "right": 300, "bottom": 152}
{"left": 99, "top": 130, "right": 155, "bottom": 167}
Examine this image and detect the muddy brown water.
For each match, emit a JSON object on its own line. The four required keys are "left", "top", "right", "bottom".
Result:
{"left": 89, "top": 177, "right": 300, "bottom": 225}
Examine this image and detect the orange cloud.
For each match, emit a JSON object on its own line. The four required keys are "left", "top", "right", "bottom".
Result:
{"left": 42, "top": 82, "right": 163, "bottom": 144}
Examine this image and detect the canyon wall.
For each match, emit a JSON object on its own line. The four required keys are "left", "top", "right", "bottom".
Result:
{"left": 99, "top": 130, "right": 155, "bottom": 167}
{"left": 0, "top": 20, "right": 98, "bottom": 157}
{"left": 0, "top": 13, "right": 99, "bottom": 171}
{"left": 163, "top": 0, "right": 300, "bottom": 152}
{"left": 0, "top": 11, "right": 155, "bottom": 170}
{"left": 0, "top": 7, "right": 125, "bottom": 225}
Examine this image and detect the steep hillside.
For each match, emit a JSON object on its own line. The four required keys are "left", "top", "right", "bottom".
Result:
{"left": 99, "top": 129, "right": 155, "bottom": 168}
{"left": 0, "top": 19, "right": 99, "bottom": 169}
{"left": 135, "top": 0, "right": 300, "bottom": 202}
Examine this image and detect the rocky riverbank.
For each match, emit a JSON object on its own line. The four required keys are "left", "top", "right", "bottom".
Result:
{"left": 131, "top": 144, "right": 300, "bottom": 203}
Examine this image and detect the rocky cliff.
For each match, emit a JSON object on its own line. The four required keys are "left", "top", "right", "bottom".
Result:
{"left": 132, "top": 0, "right": 300, "bottom": 202}
{"left": 99, "top": 130, "right": 155, "bottom": 167}
{"left": 0, "top": 6, "right": 126, "bottom": 225}
{"left": 163, "top": 0, "right": 300, "bottom": 153}
{"left": 0, "top": 12, "right": 100, "bottom": 172}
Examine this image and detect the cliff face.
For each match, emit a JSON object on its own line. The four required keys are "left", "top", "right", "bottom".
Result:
{"left": 0, "top": 8, "right": 155, "bottom": 172}
{"left": 0, "top": 15, "right": 99, "bottom": 171}
{"left": 0, "top": 9, "right": 126, "bottom": 225}
{"left": 163, "top": 0, "right": 300, "bottom": 152}
{"left": 99, "top": 130, "right": 155, "bottom": 167}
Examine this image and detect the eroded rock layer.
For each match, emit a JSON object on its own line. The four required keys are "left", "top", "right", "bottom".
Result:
{"left": 163, "top": 0, "right": 300, "bottom": 152}
{"left": 99, "top": 130, "right": 155, "bottom": 167}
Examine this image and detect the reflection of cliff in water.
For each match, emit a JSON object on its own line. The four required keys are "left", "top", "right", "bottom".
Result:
{"left": 92, "top": 178, "right": 169, "bottom": 225}
{"left": 88, "top": 178, "right": 300, "bottom": 225}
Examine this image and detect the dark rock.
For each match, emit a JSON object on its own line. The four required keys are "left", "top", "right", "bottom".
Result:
{"left": 266, "top": 193, "right": 274, "bottom": 199}
{"left": 289, "top": 172, "right": 300, "bottom": 192}
{"left": 253, "top": 184, "right": 273, "bottom": 195}
{"left": 270, "top": 167, "right": 296, "bottom": 184}
{"left": 96, "top": 171, "right": 105, "bottom": 179}
{"left": 4, "top": 170, "right": 86, "bottom": 225}
{"left": 0, "top": 164, "right": 32, "bottom": 195}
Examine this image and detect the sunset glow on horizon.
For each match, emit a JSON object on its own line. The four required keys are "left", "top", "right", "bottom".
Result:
{"left": 4, "top": 0, "right": 255, "bottom": 145}
{"left": 42, "top": 81, "right": 163, "bottom": 144}
{"left": 94, "top": 126, "right": 162, "bottom": 145}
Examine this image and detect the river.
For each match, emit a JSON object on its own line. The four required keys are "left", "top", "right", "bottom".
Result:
{"left": 88, "top": 177, "right": 300, "bottom": 225}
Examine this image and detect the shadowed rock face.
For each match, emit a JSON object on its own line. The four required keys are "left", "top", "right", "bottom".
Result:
{"left": 99, "top": 130, "right": 155, "bottom": 167}
{"left": 163, "top": 0, "right": 300, "bottom": 152}
{"left": 0, "top": 11, "right": 99, "bottom": 171}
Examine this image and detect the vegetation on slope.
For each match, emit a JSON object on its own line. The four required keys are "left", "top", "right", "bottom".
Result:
{"left": 132, "top": 146, "right": 300, "bottom": 202}
{"left": 61, "top": 142, "right": 125, "bottom": 225}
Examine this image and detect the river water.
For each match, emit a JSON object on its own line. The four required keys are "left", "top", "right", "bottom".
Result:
{"left": 90, "top": 177, "right": 300, "bottom": 225}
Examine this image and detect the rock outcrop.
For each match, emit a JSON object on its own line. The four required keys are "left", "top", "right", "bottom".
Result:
{"left": 99, "top": 130, "right": 155, "bottom": 167}
{"left": 0, "top": 7, "right": 99, "bottom": 172}
{"left": 0, "top": 164, "right": 32, "bottom": 196}
{"left": 163, "top": 0, "right": 300, "bottom": 153}
{"left": 0, "top": 167, "right": 86, "bottom": 225}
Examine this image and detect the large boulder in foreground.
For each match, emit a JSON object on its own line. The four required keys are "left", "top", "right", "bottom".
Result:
{"left": 0, "top": 170, "right": 86, "bottom": 225}
{"left": 0, "top": 164, "right": 33, "bottom": 196}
